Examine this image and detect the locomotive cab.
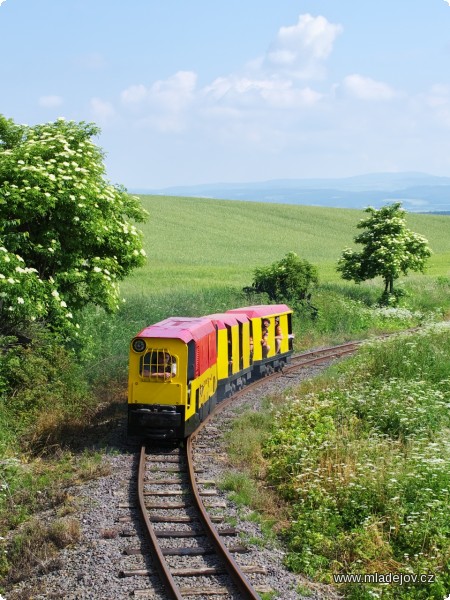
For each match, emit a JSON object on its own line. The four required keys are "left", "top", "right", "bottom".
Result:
{"left": 127, "top": 317, "right": 218, "bottom": 439}
{"left": 128, "top": 337, "right": 187, "bottom": 438}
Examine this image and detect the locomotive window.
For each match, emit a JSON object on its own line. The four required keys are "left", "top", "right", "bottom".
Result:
{"left": 187, "top": 340, "right": 195, "bottom": 381}
{"left": 238, "top": 323, "right": 243, "bottom": 370}
{"left": 140, "top": 349, "right": 177, "bottom": 380}
{"left": 226, "top": 325, "right": 232, "bottom": 376}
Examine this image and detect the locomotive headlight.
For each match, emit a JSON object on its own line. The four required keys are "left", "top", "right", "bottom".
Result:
{"left": 132, "top": 338, "right": 146, "bottom": 353}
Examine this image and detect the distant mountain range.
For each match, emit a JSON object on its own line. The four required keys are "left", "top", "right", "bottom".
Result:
{"left": 133, "top": 172, "right": 450, "bottom": 213}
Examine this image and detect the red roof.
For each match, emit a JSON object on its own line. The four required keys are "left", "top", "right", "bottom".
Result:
{"left": 205, "top": 313, "right": 249, "bottom": 330}
{"left": 229, "top": 312, "right": 252, "bottom": 326}
{"left": 226, "top": 304, "right": 291, "bottom": 318}
{"left": 137, "top": 317, "right": 215, "bottom": 343}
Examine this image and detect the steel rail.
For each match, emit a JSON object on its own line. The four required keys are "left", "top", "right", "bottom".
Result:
{"left": 290, "top": 340, "right": 361, "bottom": 362}
{"left": 288, "top": 342, "right": 361, "bottom": 369}
{"left": 187, "top": 429, "right": 262, "bottom": 600}
{"left": 137, "top": 445, "right": 183, "bottom": 600}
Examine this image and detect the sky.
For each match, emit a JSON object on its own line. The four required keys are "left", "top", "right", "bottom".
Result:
{"left": 1, "top": 1, "right": 450, "bottom": 189}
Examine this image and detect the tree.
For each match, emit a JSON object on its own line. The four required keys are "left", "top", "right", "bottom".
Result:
{"left": 0, "top": 115, "right": 148, "bottom": 337}
{"left": 337, "top": 202, "right": 431, "bottom": 302}
{"left": 248, "top": 252, "right": 319, "bottom": 303}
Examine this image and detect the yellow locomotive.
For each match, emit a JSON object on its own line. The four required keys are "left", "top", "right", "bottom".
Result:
{"left": 127, "top": 304, "right": 293, "bottom": 439}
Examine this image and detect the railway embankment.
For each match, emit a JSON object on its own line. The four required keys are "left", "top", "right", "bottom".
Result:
{"left": 222, "top": 322, "right": 450, "bottom": 600}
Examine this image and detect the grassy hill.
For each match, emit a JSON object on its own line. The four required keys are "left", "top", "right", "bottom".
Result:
{"left": 122, "top": 195, "right": 450, "bottom": 296}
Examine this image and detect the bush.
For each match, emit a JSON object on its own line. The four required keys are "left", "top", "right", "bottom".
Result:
{"left": 248, "top": 252, "right": 319, "bottom": 303}
{"left": 0, "top": 328, "right": 93, "bottom": 452}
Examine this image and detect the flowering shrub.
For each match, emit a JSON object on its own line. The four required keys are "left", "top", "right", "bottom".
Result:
{"left": 0, "top": 115, "right": 147, "bottom": 337}
{"left": 264, "top": 325, "right": 450, "bottom": 598}
{"left": 338, "top": 203, "right": 431, "bottom": 304}
{"left": 0, "top": 247, "right": 79, "bottom": 338}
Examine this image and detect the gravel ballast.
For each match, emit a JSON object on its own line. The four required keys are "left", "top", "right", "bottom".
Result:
{"left": 7, "top": 361, "right": 342, "bottom": 600}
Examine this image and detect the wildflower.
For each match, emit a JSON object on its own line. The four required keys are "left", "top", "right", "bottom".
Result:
{"left": 17, "top": 297, "right": 25, "bottom": 304}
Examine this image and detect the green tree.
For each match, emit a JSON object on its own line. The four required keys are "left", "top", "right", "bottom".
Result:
{"left": 248, "top": 252, "right": 319, "bottom": 303}
{"left": 337, "top": 202, "right": 431, "bottom": 303}
{"left": 0, "top": 115, "right": 148, "bottom": 337}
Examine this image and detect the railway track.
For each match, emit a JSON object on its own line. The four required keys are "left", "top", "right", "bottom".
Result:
{"left": 128, "top": 444, "right": 263, "bottom": 599}
{"left": 126, "top": 341, "right": 361, "bottom": 598}
{"left": 288, "top": 340, "right": 361, "bottom": 369}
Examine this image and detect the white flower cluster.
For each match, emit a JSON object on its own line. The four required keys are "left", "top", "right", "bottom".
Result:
{"left": 0, "top": 117, "right": 147, "bottom": 333}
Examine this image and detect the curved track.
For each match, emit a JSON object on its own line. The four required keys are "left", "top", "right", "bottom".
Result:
{"left": 134, "top": 340, "right": 361, "bottom": 598}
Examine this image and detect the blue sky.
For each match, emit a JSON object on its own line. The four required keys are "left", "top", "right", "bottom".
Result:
{"left": 1, "top": 1, "right": 450, "bottom": 188}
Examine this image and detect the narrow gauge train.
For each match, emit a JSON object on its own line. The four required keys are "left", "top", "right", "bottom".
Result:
{"left": 127, "top": 304, "right": 294, "bottom": 439}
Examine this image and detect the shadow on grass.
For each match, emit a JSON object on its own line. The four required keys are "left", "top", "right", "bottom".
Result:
{"left": 23, "top": 379, "right": 133, "bottom": 457}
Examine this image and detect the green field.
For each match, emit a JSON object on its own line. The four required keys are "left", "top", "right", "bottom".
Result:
{"left": 122, "top": 195, "right": 450, "bottom": 296}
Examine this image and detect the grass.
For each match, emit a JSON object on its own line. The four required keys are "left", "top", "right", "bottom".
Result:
{"left": 219, "top": 325, "right": 450, "bottom": 599}
{"left": 122, "top": 195, "right": 450, "bottom": 293}
{"left": 0, "top": 451, "right": 107, "bottom": 587}
{"left": 218, "top": 400, "right": 291, "bottom": 536}
{"left": 76, "top": 274, "right": 450, "bottom": 389}
{"left": 2, "top": 517, "right": 80, "bottom": 585}
{"left": 263, "top": 324, "right": 450, "bottom": 599}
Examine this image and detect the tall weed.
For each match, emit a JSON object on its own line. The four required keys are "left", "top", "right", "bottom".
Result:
{"left": 264, "top": 325, "right": 450, "bottom": 599}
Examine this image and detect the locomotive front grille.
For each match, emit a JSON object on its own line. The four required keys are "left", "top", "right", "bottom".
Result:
{"left": 128, "top": 404, "right": 184, "bottom": 438}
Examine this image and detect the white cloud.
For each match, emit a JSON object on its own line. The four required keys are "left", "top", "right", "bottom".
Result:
{"left": 121, "top": 84, "right": 148, "bottom": 105}
{"left": 120, "top": 71, "right": 197, "bottom": 132}
{"left": 426, "top": 84, "right": 450, "bottom": 108}
{"left": 39, "top": 95, "right": 63, "bottom": 108}
{"left": 265, "top": 13, "right": 343, "bottom": 78}
{"left": 343, "top": 74, "right": 397, "bottom": 101}
{"left": 90, "top": 98, "right": 115, "bottom": 122}
{"left": 148, "top": 71, "right": 197, "bottom": 112}
{"left": 117, "top": 12, "right": 338, "bottom": 136}
{"left": 203, "top": 75, "right": 322, "bottom": 110}
{"left": 117, "top": 15, "right": 342, "bottom": 137}
{"left": 121, "top": 71, "right": 197, "bottom": 110}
